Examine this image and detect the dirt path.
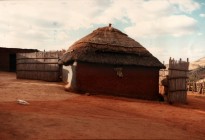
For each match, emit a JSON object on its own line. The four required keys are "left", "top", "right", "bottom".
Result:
{"left": 0, "top": 72, "right": 205, "bottom": 139}
{"left": 0, "top": 72, "right": 78, "bottom": 102}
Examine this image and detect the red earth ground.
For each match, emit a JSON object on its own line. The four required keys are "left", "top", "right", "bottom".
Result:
{"left": 0, "top": 72, "right": 205, "bottom": 139}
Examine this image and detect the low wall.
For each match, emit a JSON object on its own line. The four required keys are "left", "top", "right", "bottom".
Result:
{"left": 16, "top": 51, "right": 63, "bottom": 82}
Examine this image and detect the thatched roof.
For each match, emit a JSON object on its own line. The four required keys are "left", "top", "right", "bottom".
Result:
{"left": 60, "top": 24, "right": 165, "bottom": 68}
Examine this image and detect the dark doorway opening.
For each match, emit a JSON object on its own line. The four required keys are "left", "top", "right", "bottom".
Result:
{"left": 9, "top": 54, "right": 16, "bottom": 72}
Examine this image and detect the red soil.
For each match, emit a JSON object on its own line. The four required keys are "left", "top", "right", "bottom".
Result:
{"left": 0, "top": 72, "right": 205, "bottom": 139}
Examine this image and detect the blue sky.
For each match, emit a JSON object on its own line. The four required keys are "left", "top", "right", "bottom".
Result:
{"left": 0, "top": 0, "right": 205, "bottom": 63}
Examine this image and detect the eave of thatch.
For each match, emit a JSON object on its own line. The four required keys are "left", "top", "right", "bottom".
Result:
{"left": 59, "top": 25, "right": 165, "bottom": 69}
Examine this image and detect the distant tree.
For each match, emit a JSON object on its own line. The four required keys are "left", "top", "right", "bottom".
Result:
{"left": 61, "top": 49, "right": 66, "bottom": 53}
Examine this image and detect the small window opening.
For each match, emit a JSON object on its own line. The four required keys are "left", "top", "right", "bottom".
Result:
{"left": 114, "top": 67, "right": 123, "bottom": 78}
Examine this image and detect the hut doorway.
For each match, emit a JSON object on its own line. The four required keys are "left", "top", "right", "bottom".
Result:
{"left": 9, "top": 53, "right": 16, "bottom": 72}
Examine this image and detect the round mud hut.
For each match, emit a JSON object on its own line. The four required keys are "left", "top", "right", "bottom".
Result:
{"left": 60, "top": 24, "right": 165, "bottom": 100}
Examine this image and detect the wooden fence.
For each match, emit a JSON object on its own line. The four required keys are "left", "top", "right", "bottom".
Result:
{"left": 168, "top": 58, "right": 189, "bottom": 103}
{"left": 16, "top": 51, "right": 63, "bottom": 82}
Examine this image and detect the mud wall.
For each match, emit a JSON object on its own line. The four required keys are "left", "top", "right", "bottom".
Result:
{"left": 75, "top": 62, "right": 160, "bottom": 100}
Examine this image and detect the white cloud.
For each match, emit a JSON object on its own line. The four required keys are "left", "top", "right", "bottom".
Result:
{"left": 0, "top": 0, "right": 100, "bottom": 50}
{"left": 125, "top": 15, "right": 197, "bottom": 38}
{"left": 169, "top": 0, "right": 200, "bottom": 13}
{"left": 200, "top": 14, "right": 205, "bottom": 17}
{"left": 0, "top": 0, "right": 201, "bottom": 51}
{"left": 92, "top": 0, "right": 200, "bottom": 38}
{"left": 197, "top": 32, "right": 203, "bottom": 36}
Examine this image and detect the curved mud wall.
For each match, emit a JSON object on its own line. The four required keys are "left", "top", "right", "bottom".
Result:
{"left": 73, "top": 62, "right": 160, "bottom": 100}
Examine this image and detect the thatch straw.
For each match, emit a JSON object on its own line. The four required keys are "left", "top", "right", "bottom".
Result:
{"left": 60, "top": 25, "right": 165, "bottom": 68}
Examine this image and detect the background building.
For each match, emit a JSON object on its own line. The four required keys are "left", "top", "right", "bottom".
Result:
{"left": 0, "top": 47, "right": 38, "bottom": 72}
